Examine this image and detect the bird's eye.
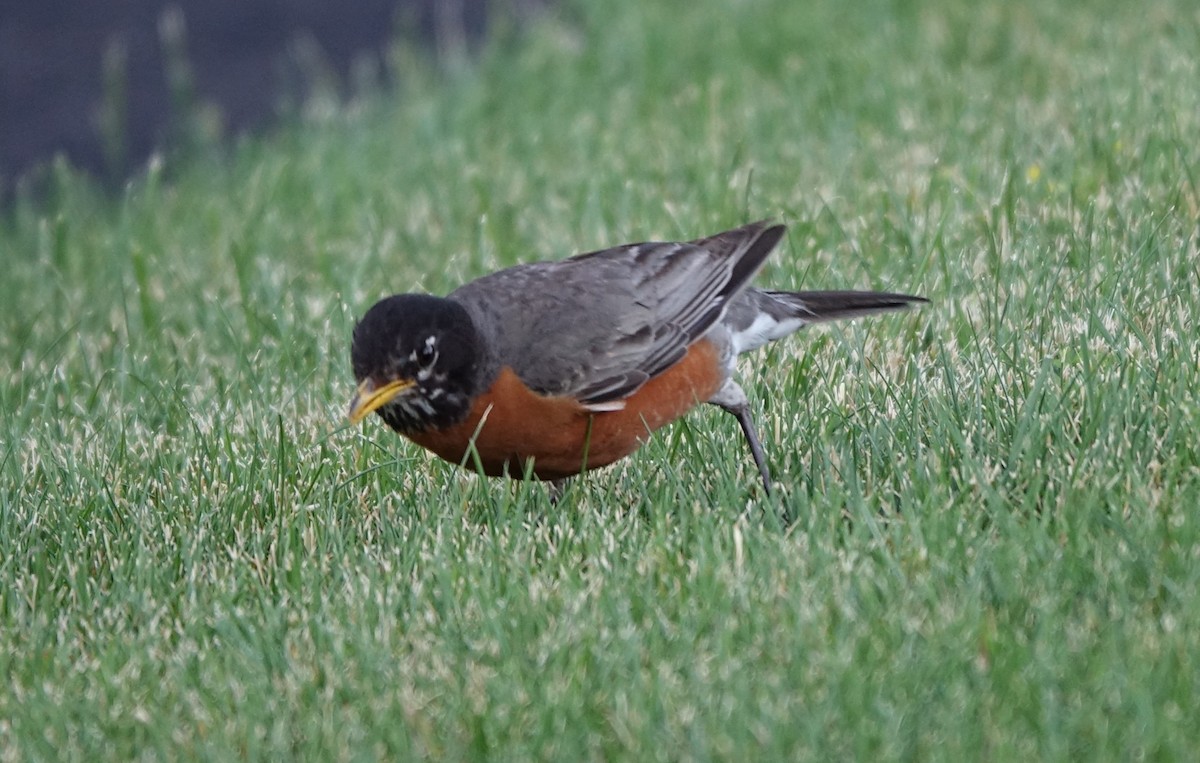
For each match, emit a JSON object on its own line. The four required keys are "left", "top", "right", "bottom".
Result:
{"left": 418, "top": 338, "right": 438, "bottom": 367}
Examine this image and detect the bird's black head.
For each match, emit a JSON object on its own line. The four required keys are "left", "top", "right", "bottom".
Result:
{"left": 348, "top": 294, "right": 484, "bottom": 434}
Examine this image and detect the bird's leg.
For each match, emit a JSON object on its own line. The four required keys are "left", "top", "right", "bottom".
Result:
{"left": 731, "top": 404, "right": 773, "bottom": 495}
{"left": 546, "top": 478, "right": 568, "bottom": 505}
{"left": 709, "top": 380, "right": 773, "bottom": 494}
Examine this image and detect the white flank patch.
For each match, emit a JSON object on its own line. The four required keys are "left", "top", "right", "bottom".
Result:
{"left": 583, "top": 400, "right": 627, "bottom": 412}
{"left": 731, "top": 314, "right": 808, "bottom": 354}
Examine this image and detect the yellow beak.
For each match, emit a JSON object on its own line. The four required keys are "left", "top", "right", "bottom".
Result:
{"left": 347, "top": 378, "right": 416, "bottom": 424}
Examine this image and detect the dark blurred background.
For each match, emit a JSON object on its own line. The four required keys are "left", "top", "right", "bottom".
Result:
{"left": 0, "top": 0, "right": 519, "bottom": 199}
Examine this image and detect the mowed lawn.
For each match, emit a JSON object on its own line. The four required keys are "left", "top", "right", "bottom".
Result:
{"left": 3, "top": 0, "right": 1198, "bottom": 758}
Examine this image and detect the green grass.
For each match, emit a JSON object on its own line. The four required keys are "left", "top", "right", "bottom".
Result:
{"left": 3, "top": 0, "right": 1199, "bottom": 758}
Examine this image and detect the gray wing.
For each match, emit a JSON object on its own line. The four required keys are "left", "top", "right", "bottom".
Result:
{"left": 449, "top": 221, "right": 785, "bottom": 405}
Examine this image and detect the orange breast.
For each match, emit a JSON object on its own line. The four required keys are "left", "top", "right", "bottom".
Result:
{"left": 407, "top": 339, "right": 726, "bottom": 479}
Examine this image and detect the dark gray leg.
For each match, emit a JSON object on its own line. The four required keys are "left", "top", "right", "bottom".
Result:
{"left": 547, "top": 478, "right": 567, "bottom": 505}
{"left": 709, "top": 380, "right": 773, "bottom": 494}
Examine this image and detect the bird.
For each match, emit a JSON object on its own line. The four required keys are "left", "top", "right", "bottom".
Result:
{"left": 348, "top": 221, "right": 926, "bottom": 494}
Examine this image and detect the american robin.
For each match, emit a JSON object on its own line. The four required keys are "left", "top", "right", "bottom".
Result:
{"left": 348, "top": 221, "right": 925, "bottom": 493}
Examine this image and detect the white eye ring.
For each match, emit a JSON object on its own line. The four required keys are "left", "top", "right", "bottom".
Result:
{"left": 418, "top": 336, "right": 438, "bottom": 367}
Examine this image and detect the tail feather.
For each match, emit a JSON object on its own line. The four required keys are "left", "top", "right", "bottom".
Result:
{"left": 726, "top": 288, "right": 927, "bottom": 354}
{"left": 765, "top": 289, "right": 928, "bottom": 323}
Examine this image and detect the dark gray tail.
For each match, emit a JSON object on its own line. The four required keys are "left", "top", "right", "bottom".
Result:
{"left": 726, "top": 288, "right": 927, "bottom": 354}
{"left": 764, "top": 289, "right": 928, "bottom": 323}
